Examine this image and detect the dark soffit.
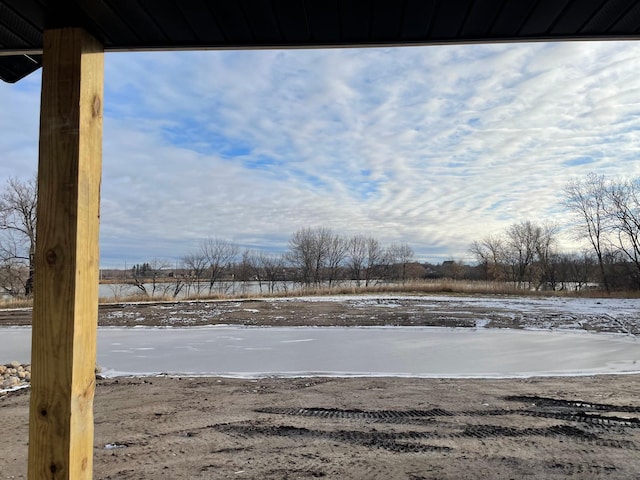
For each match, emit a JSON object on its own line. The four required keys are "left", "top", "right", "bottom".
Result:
{"left": 1, "top": 0, "right": 640, "bottom": 82}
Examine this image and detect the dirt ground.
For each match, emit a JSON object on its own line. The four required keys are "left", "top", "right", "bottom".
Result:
{"left": 1, "top": 296, "right": 639, "bottom": 478}
{"left": 2, "top": 376, "right": 639, "bottom": 479}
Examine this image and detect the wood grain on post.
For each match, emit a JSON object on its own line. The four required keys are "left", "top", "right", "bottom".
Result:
{"left": 28, "top": 28, "right": 103, "bottom": 480}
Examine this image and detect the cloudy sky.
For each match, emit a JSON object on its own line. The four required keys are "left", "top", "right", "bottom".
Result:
{"left": 1, "top": 41, "right": 640, "bottom": 268}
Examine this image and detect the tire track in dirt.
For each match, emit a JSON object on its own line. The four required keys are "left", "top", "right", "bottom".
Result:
{"left": 258, "top": 402, "right": 640, "bottom": 430}
{"left": 505, "top": 395, "right": 640, "bottom": 412}
{"left": 214, "top": 423, "right": 452, "bottom": 453}
{"left": 248, "top": 396, "right": 640, "bottom": 451}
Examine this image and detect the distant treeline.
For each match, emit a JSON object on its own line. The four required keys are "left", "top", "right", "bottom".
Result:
{"left": 101, "top": 228, "right": 422, "bottom": 298}
{"left": 2, "top": 173, "right": 640, "bottom": 298}
{"left": 107, "top": 173, "right": 640, "bottom": 296}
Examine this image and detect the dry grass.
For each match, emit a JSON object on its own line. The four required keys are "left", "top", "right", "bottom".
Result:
{"left": 96, "top": 279, "right": 622, "bottom": 304}
{"left": 575, "top": 288, "right": 640, "bottom": 299}
{"left": 99, "top": 293, "right": 176, "bottom": 303}
{"left": 272, "top": 280, "right": 569, "bottom": 298}
{"left": 0, "top": 297, "right": 33, "bottom": 309}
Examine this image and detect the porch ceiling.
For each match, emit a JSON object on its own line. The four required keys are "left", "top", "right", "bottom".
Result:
{"left": 2, "top": 0, "right": 640, "bottom": 82}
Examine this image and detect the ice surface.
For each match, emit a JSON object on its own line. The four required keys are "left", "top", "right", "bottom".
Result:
{"left": 1, "top": 325, "right": 638, "bottom": 381}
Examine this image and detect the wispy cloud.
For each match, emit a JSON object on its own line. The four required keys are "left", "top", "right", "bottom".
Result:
{"left": 2, "top": 41, "right": 640, "bottom": 266}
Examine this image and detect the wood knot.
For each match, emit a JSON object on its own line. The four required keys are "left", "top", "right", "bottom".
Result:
{"left": 92, "top": 95, "right": 102, "bottom": 118}
{"left": 45, "top": 249, "right": 57, "bottom": 265}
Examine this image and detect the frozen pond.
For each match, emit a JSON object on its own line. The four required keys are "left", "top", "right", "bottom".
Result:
{"left": 1, "top": 326, "right": 639, "bottom": 378}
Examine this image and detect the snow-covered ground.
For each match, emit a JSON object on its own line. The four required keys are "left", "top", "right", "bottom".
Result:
{"left": 288, "top": 294, "right": 640, "bottom": 318}
{"left": 271, "top": 295, "right": 640, "bottom": 333}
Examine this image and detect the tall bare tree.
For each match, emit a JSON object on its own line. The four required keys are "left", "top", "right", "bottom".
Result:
{"left": 505, "top": 220, "right": 543, "bottom": 287}
{"left": 0, "top": 177, "right": 37, "bottom": 296}
{"left": 286, "top": 227, "right": 318, "bottom": 286}
{"left": 564, "top": 173, "right": 612, "bottom": 292}
{"left": 606, "top": 178, "right": 640, "bottom": 286}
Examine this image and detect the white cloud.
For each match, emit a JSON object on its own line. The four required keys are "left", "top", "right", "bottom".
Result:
{"left": 2, "top": 41, "right": 640, "bottom": 265}
{"left": 0, "top": 72, "right": 40, "bottom": 180}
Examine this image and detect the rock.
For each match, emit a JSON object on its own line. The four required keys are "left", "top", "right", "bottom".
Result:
{"left": 2, "top": 376, "right": 20, "bottom": 388}
{"left": 0, "top": 362, "right": 32, "bottom": 390}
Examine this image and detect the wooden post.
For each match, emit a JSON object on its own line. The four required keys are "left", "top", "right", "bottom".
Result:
{"left": 28, "top": 28, "right": 103, "bottom": 480}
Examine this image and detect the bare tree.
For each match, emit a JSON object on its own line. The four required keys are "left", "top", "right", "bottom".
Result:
{"left": 201, "top": 238, "right": 239, "bottom": 294}
{"left": 312, "top": 227, "right": 332, "bottom": 285}
{"left": 504, "top": 220, "right": 543, "bottom": 287}
{"left": 563, "top": 173, "right": 612, "bottom": 292}
{"left": 0, "top": 261, "right": 30, "bottom": 297}
{"left": 182, "top": 251, "right": 208, "bottom": 296}
{"left": 260, "top": 252, "right": 286, "bottom": 293}
{"left": 286, "top": 227, "right": 348, "bottom": 288}
{"left": 0, "top": 177, "right": 37, "bottom": 296}
{"left": 606, "top": 178, "right": 640, "bottom": 286}
{"left": 470, "top": 235, "right": 506, "bottom": 281}
{"left": 286, "top": 227, "right": 317, "bottom": 286}
{"left": 167, "top": 273, "right": 185, "bottom": 298}
{"left": 133, "top": 258, "right": 177, "bottom": 298}
{"left": 534, "top": 223, "right": 559, "bottom": 290}
{"left": 386, "top": 242, "right": 415, "bottom": 284}
{"left": 325, "top": 232, "right": 347, "bottom": 287}
{"left": 345, "top": 235, "right": 390, "bottom": 286}
{"left": 556, "top": 251, "right": 595, "bottom": 291}
{"left": 347, "top": 235, "right": 367, "bottom": 286}
{"left": 240, "top": 249, "right": 263, "bottom": 293}
{"left": 363, "top": 236, "right": 385, "bottom": 286}
{"left": 286, "top": 227, "right": 333, "bottom": 287}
